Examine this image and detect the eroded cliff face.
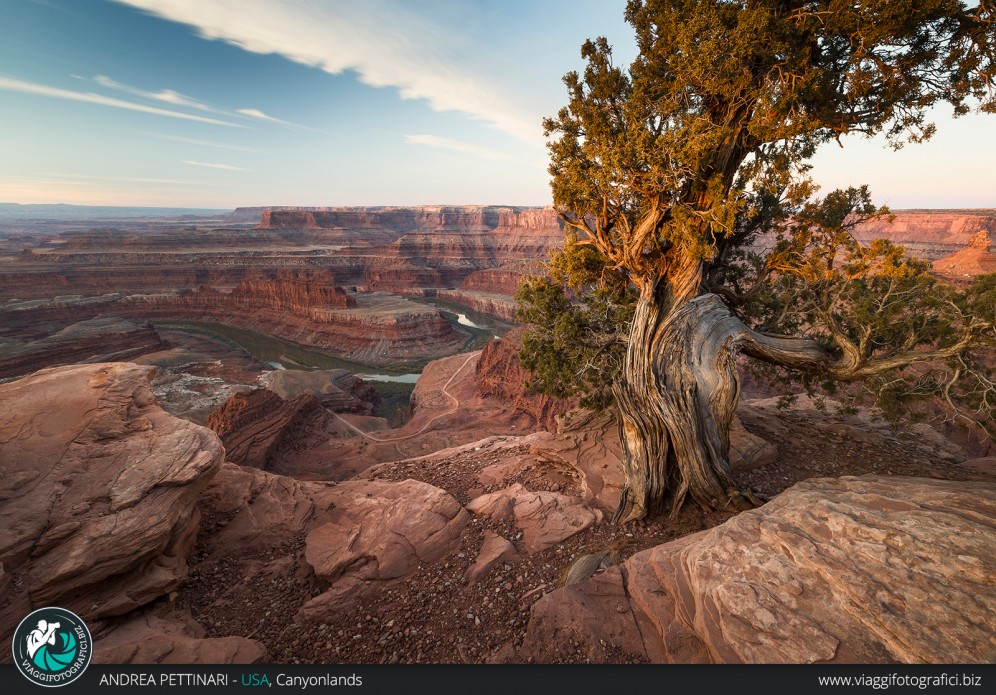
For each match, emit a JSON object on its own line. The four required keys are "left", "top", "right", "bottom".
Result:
{"left": 229, "top": 268, "right": 354, "bottom": 310}
{"left": 474, "top": 328, "right": 571, "bottom": 433}
{"left": 436, "top": 291, "right": 519, "bottom": 322}
{"left": 460, "top": 263, "right": 540, "bottom": 296}
{"left": 0, "top": 264, "right": 250, "bottom": 301}
{"left": 256, "top": 206, "right": 564, "bottom": 290}
{"left": 124, "top": 289, "right": 464, "bottom": 366}
{"left": 437, "top": 262, "right": 540, "bottom": 321}
{"left": 852, "top": 211, "right": 996, "bottom": 260}
{"left": 207, "top": 389, "right": 323, "bottom": 471}
{"left": 259, "top": 205, "right": 514, "bottom": 233}
{"left": 0, "top": 271, "right": 466, "bottom": 367}
{"left": 932, "top": 230, "right": 996, "bottom": 278}
{"left": 361, "top": 259, "right": 443, "bottom": 293}
{"left": 0, "top": 317, "right": 163, "bottom": 379}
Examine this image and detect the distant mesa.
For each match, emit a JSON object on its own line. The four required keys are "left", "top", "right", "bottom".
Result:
{"left": 851, "top": 210, "right": 996, "bottom": 261}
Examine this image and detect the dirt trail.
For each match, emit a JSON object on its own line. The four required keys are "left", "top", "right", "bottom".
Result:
{"left": 331, "top": 352, "right": 478, "bottom": 443}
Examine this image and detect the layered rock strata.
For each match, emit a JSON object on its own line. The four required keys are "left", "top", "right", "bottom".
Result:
{"left": 932, "top": 230, "right": 996, "bottom": 278}
{"left": 475, "top": 326, "right": 573, "bottom": 432}
{"left": 0, "top": 363, "right": 224, "bottom": 646}
{"left": 0, "top": 317, "right": 163, "bottom": 379}
{"left": 207, "top": 389, "right": 324, "bottom": 470}
{"left": 519, "top": 476, "right": 996, "bottom": 664}
{"left": 853, "top": 211, "right": 996, "bottom": 260}
{"left": 0, "top": 264, "right": 250, "bottom": 301}
{"left": 1, "top": 286, "right": 466, "bottom": 367}
{"left": 436, "top": 290, "right": 519, "bottom": 322}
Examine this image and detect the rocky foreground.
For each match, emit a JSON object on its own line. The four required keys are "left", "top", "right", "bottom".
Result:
{"left": 1, "top": 357, "right": 993, "bottom": 665}
{"left": 523, "top": 475, "right": 995, "bottom": 663}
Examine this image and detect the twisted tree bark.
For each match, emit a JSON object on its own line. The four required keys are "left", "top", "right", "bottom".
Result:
{"left": 614, "top": 291, "right": 775, "bottom": 523}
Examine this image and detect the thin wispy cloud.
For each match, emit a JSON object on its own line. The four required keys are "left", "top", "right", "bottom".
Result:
{"left": 113, "top": 0, "right": 541, "bottom": 143}
{"left": 181, "top": 159, "right": 252, "bottom": 171}
{"left": 94, "top": 74, "right": 215, "bottom": 112}
{"left": 405, "top": 134, "right": 518, "bottom": 162}
{"left": 92, "top": 75, "right": 304, "bottom": 129}
{"left": 0, "top": 75, "right": 241, "bottom": 127}
{"left": 145, "top": 132, "right": 263, "bottom": 152}
{"left": 236, "top": 108, "right": 295, "bottom": 127}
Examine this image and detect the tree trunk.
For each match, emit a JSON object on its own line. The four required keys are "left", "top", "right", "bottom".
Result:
{"left": 613, "top": 290, "right": 761, "bottom": 523}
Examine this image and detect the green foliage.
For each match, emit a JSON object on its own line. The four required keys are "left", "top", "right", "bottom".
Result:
{"left": 544, "top": 0, "right": 995, "bottom": 279}
{"left": 740, "top": 187, "right": 995, "bottom": 434}
{"left": 516, "top": 240, "right": 636, "bottom": 410}
{"left": 519, "top": 0, "right": 996, "bottom": 433}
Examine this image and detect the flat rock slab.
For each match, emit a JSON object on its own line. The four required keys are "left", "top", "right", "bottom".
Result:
{"left": 465, "top": 530, "right": 519, "bottom": 585}
{"left": 467, "top": 483, "right": 603, "bottom": 553}
{"left": 520, "top": 476, "right": 996, "bottom": 664}
{"left": 0, "top": 363, "right": 224, "bottom": 644}
{"left": 95, "top": 612, "right": 267, "bottom": 664}
{"left": 959, "top": 457, "right": 996, "bottom": 479}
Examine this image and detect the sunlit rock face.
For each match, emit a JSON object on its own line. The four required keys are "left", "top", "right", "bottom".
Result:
{"left": 0, "top": 363, "right": 223, "bottom": 644}
{"left": 933, "top": 230, "right": 996, "bottom": 278}
{"left": 519, "top": 475, "right": 996, "bottom": 664}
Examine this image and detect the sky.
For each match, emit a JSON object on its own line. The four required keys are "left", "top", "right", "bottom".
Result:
{"left": 0, "top": 0, "right": 993, "bottom": 210}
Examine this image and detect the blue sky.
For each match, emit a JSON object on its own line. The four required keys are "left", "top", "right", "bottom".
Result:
{"left": 0, "top": 0, "right": 992, "bottom": 209}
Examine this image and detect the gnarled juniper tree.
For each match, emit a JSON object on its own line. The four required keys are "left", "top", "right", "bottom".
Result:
{"left": 518, "top": 0, "right": 996, "bottom": 522}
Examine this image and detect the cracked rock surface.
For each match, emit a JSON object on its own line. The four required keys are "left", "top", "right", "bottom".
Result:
{"left": 0, "top": 363, "right": 224, "bottom": 647}
{"left": 519, "top": 476, "right": 996, "bottom": 664}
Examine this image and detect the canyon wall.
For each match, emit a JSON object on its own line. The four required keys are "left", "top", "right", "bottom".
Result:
{"left": 207, "top": 389, "right": 323, "bottom": 470}
{"left": 3, "top": 207, "right": 992, "bottom": 374}
{"left": 259, "top": 205, "right": 514, "bottom": 232}
{"left": 436, "top": 290, "right": 519, "bottom": 322}
{"left": 0, "top": 270, "right": 466, "bottom": 367}
{"left": 852, "top": 211, "right": 996, "bottom": 260}
{"left": 475, "top": 326, "right": 574, "bottom": 432}
{"left": 0, "top": 264, "right": 252, "bottom": 300}
{"left": 0, "top": 317, "right": 164, "bottom": 379}
{"left": 933, "top": 230, "right": 996, "bottom": 279}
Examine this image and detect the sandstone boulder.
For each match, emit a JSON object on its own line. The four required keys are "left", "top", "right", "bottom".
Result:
{"left": 95, "top": 612, "right": 267, "bottom": 664}
{"left": 0, "top": 363, "right": 223, "bottom": 644}
{"left": 520, "top": 476, "right": 996, "bottom": 664}
{"left": 298, "top": 479, "right": 469, "bottom": 620}
{"left": 465, "top": 531, "right": 519, "bottom": 585}
{"left": 467, "top": 483, "right": 603, "bottom": 553}
{"left": 959, "top": 457, "right": 996, "bottom": 480}
{"left": 199, "top": 462, "right": 326, "bottom": 552}
{"left": 728, "top": 416, "right": 778, "bottom": 472}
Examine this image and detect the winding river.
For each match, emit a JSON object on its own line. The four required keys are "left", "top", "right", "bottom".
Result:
{"left": 153, "top": 299, "right": 510, "bottom": 379}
